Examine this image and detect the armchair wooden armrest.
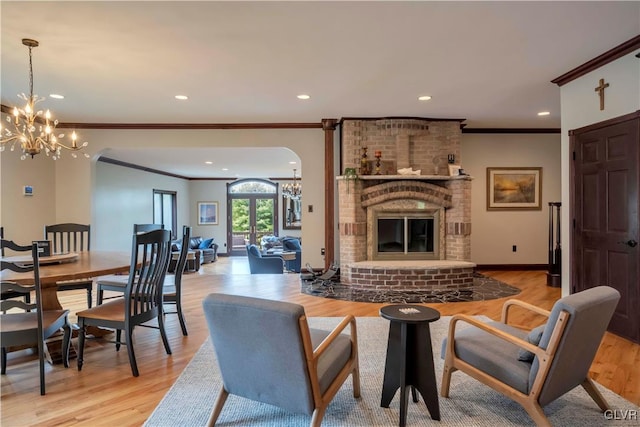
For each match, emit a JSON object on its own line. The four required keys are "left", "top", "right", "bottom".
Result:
{"left": 501, "top": 299, "right": 551, "bottom": 325}
{"left": 448, "top": 314, "right": 545, "bottom": 360}
{"left": 312, "top": 315, "right": 357, "bottom": 359}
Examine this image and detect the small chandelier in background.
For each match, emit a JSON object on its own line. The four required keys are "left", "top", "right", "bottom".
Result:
{"left": 282, "top": 168, "right": 302, "bottom": 200}
{"left": 0, "top": 38, "right": 89, "bottom": 160}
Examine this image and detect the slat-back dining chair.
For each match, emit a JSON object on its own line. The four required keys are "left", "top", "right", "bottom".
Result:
{"left": 134, "top": 223, "right": 164, "bottom": 233}
{"left": 76, "top": 229, "right": 172, "bottom": 377}
{"left": 1, "top": 239, "right": 71, "bottom": 395}
{"left": 96, "top": 223, "right": 165, "bottom": 305}
{"left": 161, "top": 225, "right": 191, "bottom": 336}
{"left": 1, "top": 227, "right": 31, "bottom": 305}
{"left": 95, "top": 226, "right": 191, "bottom": 336}
{"left": 44, "top": 223, "right": 93, "bottom": 307}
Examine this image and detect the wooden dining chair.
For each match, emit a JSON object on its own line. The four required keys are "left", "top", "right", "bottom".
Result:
{"left": 76, "top": 229, "right": 172, "bottom": 377}
{"left": 44, "top": 223, "right": 93, "bottom": 307}
{"left": 133, "top": 223, "right": 164, "bottom": 233}
{"left": 1, "top": 239, "right": 71, "bottom": 395}
{"left": 95, "top": 223, "right": 164, "bottom": 304}
{"left": 1, "top": 227, "right": 31, "bottom": 305}
{"left": 95, "top": 226, "right": 191, "bottom": 336}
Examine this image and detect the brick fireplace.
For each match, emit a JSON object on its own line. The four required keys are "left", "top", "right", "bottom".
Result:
{"left": 337, "top": 118, "right": 475, "bottom": 292}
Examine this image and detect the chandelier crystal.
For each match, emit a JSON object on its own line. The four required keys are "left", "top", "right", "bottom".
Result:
{"left": 282, "top": 168, "right": 302, "bottom": 200}
{"left": 0, "top": 38, "right": 89, "bottom": 160}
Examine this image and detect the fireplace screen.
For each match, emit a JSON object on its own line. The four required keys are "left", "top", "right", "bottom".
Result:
{"left": 374, "top": 212, "right": 438, "bottom": 260}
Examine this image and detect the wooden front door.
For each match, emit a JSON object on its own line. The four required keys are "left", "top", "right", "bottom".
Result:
{"left": 571, "top": 111, "right": 639, "bottom": 343}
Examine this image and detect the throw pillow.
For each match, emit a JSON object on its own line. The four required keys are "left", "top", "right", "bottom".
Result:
{"left": 518, "top": 324, "right": 546, "bottom": 362}
{"left": 199, "top": 238, "right": 214, "bottom": 249}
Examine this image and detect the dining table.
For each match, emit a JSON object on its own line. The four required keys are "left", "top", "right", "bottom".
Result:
{"left": 1, "top": 250, "right": 132, "bottom": 364}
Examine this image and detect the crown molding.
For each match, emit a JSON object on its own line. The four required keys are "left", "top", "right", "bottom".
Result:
{"left": 552, "top": 35, "right": 640, "bottom": 87}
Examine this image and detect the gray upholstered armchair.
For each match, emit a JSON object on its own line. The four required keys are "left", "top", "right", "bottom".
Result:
{"left": 440, "top": 286, "right": 620, "bottom": 427}
{"left": 202, "top": 293, "right": 361, "bottom": 427}
{"left": 246, "top": 244, "right": 283, "bottom": 274}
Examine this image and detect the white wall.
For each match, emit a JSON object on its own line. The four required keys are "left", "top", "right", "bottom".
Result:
{"left": 94, "top": 161, "right": 190, "bottom": 250}
{"left": 0, "top": 151, "right": 56, "bottom": 245}
{"left": 559, "top": 50, "right": 640, "bottom": 295}
{"left": 461, "top": 133, "right": 561, "bottom": 264}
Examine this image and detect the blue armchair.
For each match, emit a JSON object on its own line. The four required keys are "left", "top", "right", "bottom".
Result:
{"left": 246, "top": 244, "right": 284, "bottom": 274}
{"left": 282, "top": 237, "right": 302, "bottom": 273}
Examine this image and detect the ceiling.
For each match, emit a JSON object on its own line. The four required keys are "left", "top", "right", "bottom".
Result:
{"left": 1, "top": 1, "right": 638, "bottom": 178}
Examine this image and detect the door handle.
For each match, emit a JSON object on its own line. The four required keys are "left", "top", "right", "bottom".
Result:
{"left": 618, "top": 240, "right": 638, "bottom": 248}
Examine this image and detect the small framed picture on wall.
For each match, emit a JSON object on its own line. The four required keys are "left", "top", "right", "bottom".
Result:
{"left": 198, "top": 201, "right": 219, "bottom": 225}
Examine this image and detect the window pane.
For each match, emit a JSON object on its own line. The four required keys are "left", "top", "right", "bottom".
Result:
{"left": 229, "top": 181, "right": 276, "bottom": 194}
{"left": 163, "top": 194, "right": 173, "bottom": 236}
{"left": 153, "top": 193, "right": 162, "bottom": 224}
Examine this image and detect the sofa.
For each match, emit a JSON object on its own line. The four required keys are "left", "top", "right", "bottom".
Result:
{"left": 169, "top": 235, "right": 218, "bottom": 272}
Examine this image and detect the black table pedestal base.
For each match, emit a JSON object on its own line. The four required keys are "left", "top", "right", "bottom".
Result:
{"left": 381, "top": 320, "right": 441, "bottom": 426}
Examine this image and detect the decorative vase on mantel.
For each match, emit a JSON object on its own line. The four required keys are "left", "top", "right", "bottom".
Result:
{"left": 360, "top": 147, "right": 371, "bottom": 175}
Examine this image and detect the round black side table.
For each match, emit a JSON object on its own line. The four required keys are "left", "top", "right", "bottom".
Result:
{"left": 380, "top": 304, "right": 441, "bottom": 426}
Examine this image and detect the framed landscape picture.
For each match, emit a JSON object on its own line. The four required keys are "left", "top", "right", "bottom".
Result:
{"left": 198, "top": 201, "right": 218, "bottom": 225}
{"left": 487, "top": 167, "right": 542, "bottom": 211}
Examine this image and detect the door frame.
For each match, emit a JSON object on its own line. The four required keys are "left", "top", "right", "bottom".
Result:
{"left": 226, "top": 179, "right": 279, "bottom": 256}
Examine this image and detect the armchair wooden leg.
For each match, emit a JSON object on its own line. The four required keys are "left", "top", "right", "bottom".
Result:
{"left": 440, "top": 362, "right": 454, "bottom": 397}
{"left": 352, "top": 366, "right": 361, "bottom": 398}
{"left": 582, "top": 377, "right": 610, "bottom": 412}
{"left": 522, "top": 400, "right": 551, "bottom": 427}
{"left": 310, "top": 406, "right": 327, "bottom": 427}
{"left": 207, "top": 386, "right": 229, "bottom": 427}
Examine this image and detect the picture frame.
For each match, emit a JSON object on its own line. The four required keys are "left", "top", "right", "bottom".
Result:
{"left": 448, "top": 164, "right": 462, "bottom": 176}
{"left": 197, "top": 201, "right": 219, "bottom": 225}
{"left": 487, "top": 167, "right": 542, "bottom": 211}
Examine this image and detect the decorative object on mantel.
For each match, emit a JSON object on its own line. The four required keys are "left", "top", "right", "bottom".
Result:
{"left": 374, "top": 150, "right": 382, "bottom": 175}
{"left": 447, "top": 154, "right": 456, "bottom": 164}
{"left": 0, "top": 38, "right": 89, "bottom": 160}
{"left": 282, "top": 168, "right": 302, "bottom": 200}
{"left": 343, "top": 167, "right": 358, "bottom": 194}
{"left": 448, "top": 164, "right": 462, "bottom": 176}
{"left": 360, "top": 147, "right": 371, "bottom": 175}
{"left": 397, "top": 167, "right": 421, "bottom": 175}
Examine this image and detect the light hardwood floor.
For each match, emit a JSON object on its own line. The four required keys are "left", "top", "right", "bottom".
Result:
{"left": 1, "top": 258, "right": 638, "bottom": 426}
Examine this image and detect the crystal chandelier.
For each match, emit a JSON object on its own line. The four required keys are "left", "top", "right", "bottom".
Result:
{"left": 282, "top": 168, "right": 302, "bottom": 200}
{"left": 0, "top": 38, "right": 89, "bottom": 160}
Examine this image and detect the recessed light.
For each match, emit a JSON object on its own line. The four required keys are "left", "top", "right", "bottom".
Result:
{"left": 297, "top": 94, "right": 310, "bottom": 100}
{"left": 418, "top": 95, "right": 432, "bottom": 101}
{"left": 537, "top": 111, "right": 550, "bottom": 116}
{"left": 49, "top": 94, "right": 64, "bottom": 99}
{"left": 222, "top": 168, "right": 229, "bottom": 171}
{"left": 205, "top": 161, "right": 213, "bottom": 165}
{"left": 175, "top": 95, "right": 188, "bottom": 100}
{"left": 289, "top": 161, "right": 297, "bottom": 165}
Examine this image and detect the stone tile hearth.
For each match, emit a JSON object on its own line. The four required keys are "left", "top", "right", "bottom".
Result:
{"left": 301, "top": 272, "right": 520, "bottom": 303}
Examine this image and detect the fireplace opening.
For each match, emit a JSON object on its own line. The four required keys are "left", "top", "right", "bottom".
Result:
{"left": 374, "top": 211, "right": 439, "bottom": 260}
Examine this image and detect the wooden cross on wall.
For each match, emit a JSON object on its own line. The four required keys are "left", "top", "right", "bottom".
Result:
{"left": 594, "top": 78, "right": 610, "bottom": 111}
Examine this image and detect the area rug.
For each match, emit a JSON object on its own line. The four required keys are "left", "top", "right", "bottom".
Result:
{"left": 145, "top": 317, "right": 638, "bottom": 426}
{"left": 301, "top": 273, "right": 521, "bottom": 303}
